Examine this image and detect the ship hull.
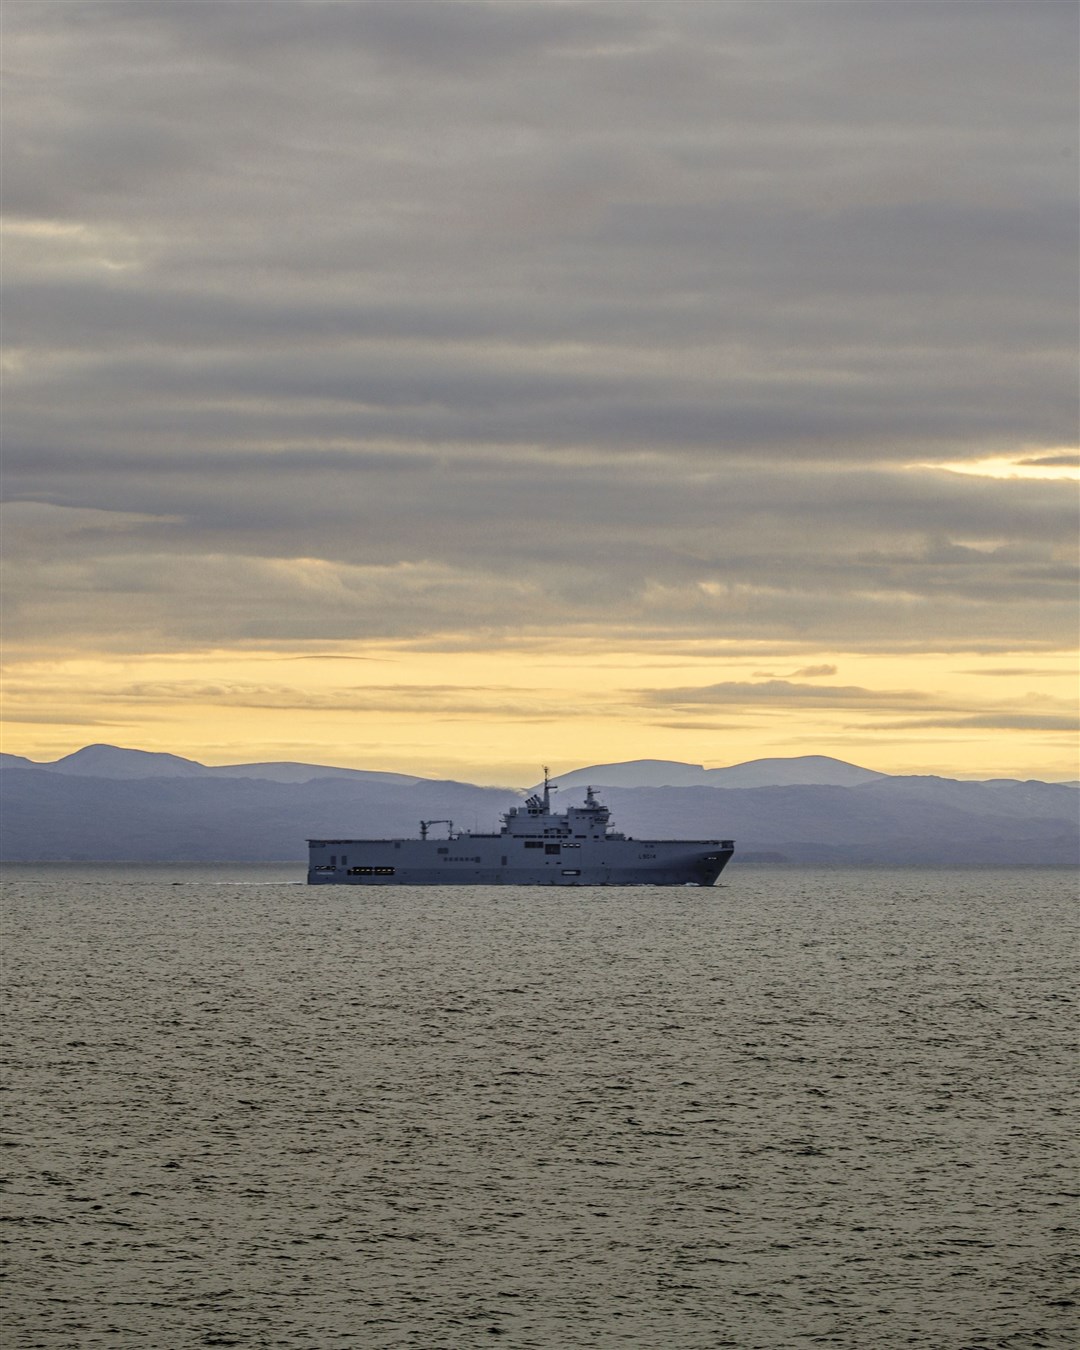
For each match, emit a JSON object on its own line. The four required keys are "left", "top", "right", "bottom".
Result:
{"left": 308, "top": 837, "right": 734, "bottom": 886}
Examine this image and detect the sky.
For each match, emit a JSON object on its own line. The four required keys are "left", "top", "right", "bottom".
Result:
{"left": 3, "top": 0, "right": 1078, "bottom": 786}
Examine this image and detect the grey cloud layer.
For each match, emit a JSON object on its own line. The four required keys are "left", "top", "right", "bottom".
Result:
{"left": 4, "top": 0, "right": 1076, "bottom": 655}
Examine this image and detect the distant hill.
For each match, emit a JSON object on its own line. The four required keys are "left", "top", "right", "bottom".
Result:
{"left": 711, "top": 755, "right": 887, "bottom": 788}
{"left": 0, "top": 754, "right": 37, "bottom": 771}
{"left": 545, "top": 755, "right": 885, "bottom": 791}
{"left": 0, "top": 768, "right": 512, "bottom": 864}
{"left": 543, "top": 759, "right": 714, "bottom": 789}
{"left": 200, "top": 762, "right": 423, "bottom": 786}
{"left": 3, "top": 743, "right": 422, "bottom": 786}
{"left": 0, "top": 745, "right": 1075, "bottom": 866}
{"left": 9, "top": 745, "right": 886, "bottom": 790}
{"left": 45, "top": 744, "right": 210, "bottom": 779}
{"left": 587, "top": 780, "right": 1078, "bottom": 867}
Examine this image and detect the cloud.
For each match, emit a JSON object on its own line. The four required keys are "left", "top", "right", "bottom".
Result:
{"left": 1019, "top": 453, "right": 1080, "bottom": 469}
{"left": 960, "top": 666, "right": 1069, "bottom": 677}
{"left": 0, "top": 713, "right": 126, "bottom": 727}
{"left": 3, "top": 455, "right": 1075, "bottom": 655}
{"left": 648, "top": 721, "right": 753, "bottom": 732}
{"left": 2, "top": 0, "right": 1076, "bottom": 777}
{"left": 872, "top": 714, "right": 1080, "bottom": 733}
{"left": 105, "top": 679, "right": 554, "bottom": 718}
{"left": 636, "top": 677, "right": 1080, "bottom": 740}
{"left": 641, "top": 680, "right": 931, "bottom": 708}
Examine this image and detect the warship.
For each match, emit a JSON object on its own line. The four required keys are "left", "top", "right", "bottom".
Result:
{"left": 307, "top": 770, "right": 734, "bottom": 886}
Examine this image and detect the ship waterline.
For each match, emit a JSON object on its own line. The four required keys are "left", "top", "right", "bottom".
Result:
{"left": 308, "top": 774, "right": 734, "bottom": 886}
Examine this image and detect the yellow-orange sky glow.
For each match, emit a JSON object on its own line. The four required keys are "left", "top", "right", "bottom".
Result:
{"left": 4, "top": 639, "right": 1077, "bottom": 785}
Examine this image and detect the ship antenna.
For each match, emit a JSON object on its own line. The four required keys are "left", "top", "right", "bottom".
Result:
{"left": 541, "top": 764, "right": 558, "bottom": 811}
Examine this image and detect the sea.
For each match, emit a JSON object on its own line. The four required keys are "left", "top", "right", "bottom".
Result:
{"left": 1, "top": 864, "right": 1076, "bottom": 1350}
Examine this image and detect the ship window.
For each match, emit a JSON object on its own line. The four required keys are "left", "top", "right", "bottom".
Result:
{"left": 524, "top": 841, "right": 543, "bottom": 849}
{"left": 501, "top": 856, "right": 507, "bottom": 865}
{"left": 545, "top": 843, "right": 561, "bottom": 855}
{"left": 561, "top": 869, "right": 581, "bottom": 876}
{"left": 330, "top": 855, "right": 337, "bottom": 866}
{"left": 348, "top": 866, "right": 395, "bottom": 875}
{"left": 437, "top": 847, "right": 449, "bottom": 855}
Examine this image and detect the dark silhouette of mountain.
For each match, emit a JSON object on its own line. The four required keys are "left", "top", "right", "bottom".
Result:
{"left": 546, "top": 755, "right": 885, "bottom": 791}
{"left": 203, "top": 762, "right": 422, "bottom": 785}
{"left": 11, "top": 745, "right": 885, "bottom": 790}
{"left": 46, "top": 744, "right": 210, "bottom": 778}
{"left": 0, "top": 768, "right": 512, "bottom": 863}
{"left": 588, "top": 781, "right": 1077, "bottom": 867}
{"left": 6, "top": 743, "right": 423, "bottom": 786}
{"left": 0, "top": 753, "right": 36, "bottom": 771}
{"left": 542, "top": 759, "right": 714, "bottom": 789}
{"left": 710, "top": 755, "right": 887, "bottom": 787}
{"left": 0, "top": 745, "right": 1075, "bottom": 865}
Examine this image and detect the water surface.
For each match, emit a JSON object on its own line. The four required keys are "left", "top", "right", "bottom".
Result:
{"left": 2, "top": 866, "right": 1076, "bottom": 1348}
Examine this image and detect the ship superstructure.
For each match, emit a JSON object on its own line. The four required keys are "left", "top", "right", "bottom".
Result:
{"left": 307, "top": 771, "right": 733, "bottom": 886}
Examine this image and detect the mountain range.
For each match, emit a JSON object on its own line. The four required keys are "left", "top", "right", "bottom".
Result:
{"left": 1, "top": 744, "right": 1076, "bottom": 866}
{"left": 0, "top": 743, "right": 423, "bottom": 786}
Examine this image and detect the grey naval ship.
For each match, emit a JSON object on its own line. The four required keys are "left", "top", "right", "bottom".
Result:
{"left": 307, "top": 771, "right": 734, "bottom": 886}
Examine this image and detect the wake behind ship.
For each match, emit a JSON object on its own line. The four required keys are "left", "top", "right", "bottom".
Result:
{"left": 308, "top": 772, "right": 734, "bottom": 886}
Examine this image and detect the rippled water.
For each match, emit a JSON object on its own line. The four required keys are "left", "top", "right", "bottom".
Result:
{"left": 1, "top": 865, "right": 1076, "bottom": 1349}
